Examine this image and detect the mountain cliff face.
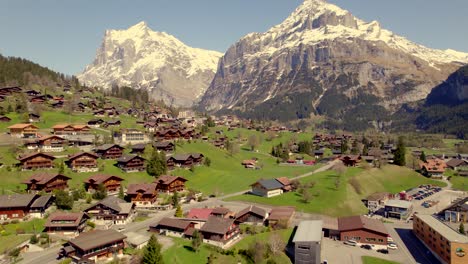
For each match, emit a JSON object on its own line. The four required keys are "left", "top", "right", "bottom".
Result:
{"left": 425, "top": 65, "right": 468, "bottom": 106}
{"left": 78, "top": 22, "right": 222, "bottom": 107}
{"left": 199, "top": 0, "right": 468, "bottom": 124}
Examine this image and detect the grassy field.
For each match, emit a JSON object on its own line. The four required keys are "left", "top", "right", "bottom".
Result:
{"left": 226, "top": 165, "right": 445, "bottom": 217}
{"left": 449, "top": 176, "right": 468, "bottom": 191}
{"left": 0, "top": 235, "right": 29, "bottom": 254}
{"left": 172, "top": 141, "right": 318, "bottom": 196}
{"left": 362, "top": 256, "right": 400, "bottom": 264}
{"left": 162, "top": 229, "right": 293, "bottom": 264}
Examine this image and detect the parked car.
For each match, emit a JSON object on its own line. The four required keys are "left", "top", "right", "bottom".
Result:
{"left": 377, "top": 249, "right": 389, "bottom": 254}
{"left": 388, "top": 243, "right": 398, "bottom": 250}
{"left": 360, "top": 244, "right": 372, "bottom": 250}
{"left": 387, "top": 236, "right": 394, "bottom": 242}
{"left": 344, "top": 240, "right": 357, "bottom": 246}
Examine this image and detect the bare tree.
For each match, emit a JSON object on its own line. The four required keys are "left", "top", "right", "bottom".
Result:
{"left": 269, "top": 232, "right": 286, "bottom": 255}
{"left": 333, "top": 161, "right": 346, "bottom": 176}
{"left": 302, "top": 189, "right": 313, "bottom": 203}
{"left": 247, "top": 134, "right": 260, "bottom": 151}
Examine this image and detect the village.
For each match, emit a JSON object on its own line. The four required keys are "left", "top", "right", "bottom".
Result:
{"left": 0, "top": 85, "right": 467, "bottom": 264}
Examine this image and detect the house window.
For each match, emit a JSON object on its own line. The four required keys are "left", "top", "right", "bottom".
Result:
{"left": 12, "top": 214, "right": 19, "bottom": 217}
{"left": 366, "top": 238, "right": 376, "bottom": 242}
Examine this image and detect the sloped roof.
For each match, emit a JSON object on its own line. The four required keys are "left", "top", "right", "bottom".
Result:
{"left": 45, "top": 212, "right": 88, "bottom": 228}
{"left": 200, "top": 216, "right": 235, "bottom": 235}
{"left": 275, "top": 177, "right": 291, "bottom": 186}
{"left": 236, "top": 205, "right": 267, "bottom": 219}
{"left": 155, "top": 175, "right": 187, "bottom": 185}
{"left": 126, "top": 183, "right": 157, "bottom": 195}
{"left": 268, "top": 206, "right": 295, "bottom": 221}
{"left": 8, "top": 123, "right": 38, "bottom": 129}
{"left": 338, "top": 215, "right": 388, "bottom": 236}
{"left": 84, "top": 174, "right": 123, "bottom": 184}
{"left": 85, "top": 196, "right": 132, "bottom": 214}
{"left": 187, "top": 208, "right": 213, "bottom": 220}
{"left": 23, "top": 173, "right": 70, "bottom": 185}
{"left": 0, "top": 194, "right": 37, "bottom": 208}
{"left": 18, "top": 152, "right": 56, "bottom": 161}
{"left": 156, "top": 217, "right": 191, "bottom": 230}
{"left": 30, "top": 194, "right": 53, "bottom": 208}
{"left": 117, "top": 154, "right": 145, "bottom": 163}
{"left": 95, "top": 144, "right": 123, "bottom": 151}
{"left": 252, "top": 179, "right": 284, "bottom": 190}
{"left": 68, "top": 229, "right": 126, "bottom": 251}
{"left": 68, "top": 151, "right": 98, "bottom": 160}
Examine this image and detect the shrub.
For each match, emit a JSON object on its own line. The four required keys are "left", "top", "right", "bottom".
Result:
{"left": 30, "top": 234, "right": 38, "bottom": 244}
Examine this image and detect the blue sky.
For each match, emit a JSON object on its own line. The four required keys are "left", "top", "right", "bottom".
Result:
{"left": 1, "top": 0, "right": 467, "bottom": 75}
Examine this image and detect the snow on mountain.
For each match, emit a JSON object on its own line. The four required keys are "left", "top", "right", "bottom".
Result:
{"left": 78, "top": 21, "right": 222, "bottom": 106}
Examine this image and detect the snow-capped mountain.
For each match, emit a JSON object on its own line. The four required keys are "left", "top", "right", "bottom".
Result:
{"left": 199, "top": 0, "right": 468, "bottom": 125}
{"left": 78, "top": 21, "right": 222, "bottom": 107}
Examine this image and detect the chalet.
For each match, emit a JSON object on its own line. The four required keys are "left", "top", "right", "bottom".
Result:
{"left": 130, "top": 143, "right": 147, "bottom": 154}
{"left": 87, "top": 119, "right": 105, "bottom": 128}
{"left": 93, "top": 109, "right": 105, "bottom": 117}
{"left": 250, "top": 179, "right": 284, "bottom": 198}
{"left": 119, "top": 129, "right": 147, "bottom": 145}
{"left": 25, "top": 89, "right": 41, "bottom": 96}
{"left": 200, "top": 216, "right": 240, "bottom": 247}
{"left": 84, "top": 196, "right": 135, "bottom": 225}
{"left": 150, "top": 217, "right": 196, "bottom": 238}
{"left": 29, "top": 194, "right": 54, "bottom": 218}
{"left": 275, "top": 177, "right": 292, "bottom": 192}
{"left": 18, "top": 152, "right": 55, "bottom": 170}
{"left": 153, "top": 141, "right": 175, "bottom": 152}
{"left": 68, "top": 139, "right": 93, "bottom": 148}
{"left": 116, "top": 154, "right": 145, "bottom": 172}
{"left": 0, "top": 86, "right": 22, "bottom": 96}
{"left": 338, "top": 215, "right": 388, "bottom": 246}
{"left": 361, "top": 192, "right": 392, "bottom": 212}
{"left": 84, "top": 174, "right": 123, "bottom": 192}
{"left": 266, "top": 206, "right": 296, "bottom": 228}
{"left": 420, "top": 158, "right": 447, "bottom": 177}
{"left": 0, "top": 115, "right": 11, "bottom": 122}
{"left": 167, "top": 153, "right": 204, "bottom": 169}
{"left": 8, "top": 123, "right": 39, "bottom": 138}
{"left": 44, "top": 212, "right": 89, "bottom": 236}
{"left": 439, "top": 197, "right": 468, "bottom": 223}
{"left": 210, "top": 207, "right": 235, "bottom": 218}
{"left": 58, "top": 229, "right": 126, "bottom": 262}
{"left": 26, "top": 113, "right": 40, "bottom": 123}
{"left": 104, "top": 120, "right": 121, "bottom": 127}
{"left": 52, "top": 124, "right": 91, "bottom": 138}
{"left": 0, "top": 194, "right": 37, "bottom": 219}
{"left": 446, "top": 158, "right": 468, "bottom": 171}
{"left": 67, "top": 152, "right": 99, "bottom": 172}
{"left": 242, "top": 160, "right": 257, "bottom": 169}
{"left": 30, "top": 95, "right": 47, "bottom": 104}
{"left": 154, "top": 175, "right": 187, "bottom": 193}
{"left": 94, "top": 144, "right": 124, "bottom": 159}
{"left": 144, "top": 122, "right": 158, "bottom": 132}
{"left": 23, "top": 173, "right": 71, "bottom": 193}
{"left": 235, "top": 205, "right": 267, "bottom": 224}
{"left": 37, "top": 135, "right": 66, "bottom": 152}
{"left": 340, "top": 155, "right": 362, "bottom": 167}
{"left": 51, "top": 101, "right": 64, "bottom": 108}
{"left": 187, "top": 208, "right": 214, "bottom": 221}
{"left": 126, "top": 183, "right": 158, "bottom": 208}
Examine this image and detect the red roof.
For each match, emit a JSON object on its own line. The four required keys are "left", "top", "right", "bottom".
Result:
{"left": 187, "top": 208, "right": 213, "bottom": 220}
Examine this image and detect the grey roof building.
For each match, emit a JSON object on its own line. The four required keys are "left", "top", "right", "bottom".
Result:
{"left": 293, "top": 220, "right": 323, "bottom": 264}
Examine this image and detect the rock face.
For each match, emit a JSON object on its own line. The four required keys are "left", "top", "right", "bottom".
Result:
{"left": 199, "top": 0, "right": 468, "bottom": 123}
{"left": 78, "top": 22, "right": 222, "bottom": 107}
{"left": 425, "top": 65, "right": 468, "bottom": 106}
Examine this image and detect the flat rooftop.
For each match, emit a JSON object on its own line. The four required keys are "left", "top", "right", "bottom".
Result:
{"left": 385, "top": 199, "right": 412, "bottom": 209}
{"left": 417, "top": 214, "right": 468, "bottom": 243}
{"left": 293, "top": 220, "right": 323, "bottom": 243}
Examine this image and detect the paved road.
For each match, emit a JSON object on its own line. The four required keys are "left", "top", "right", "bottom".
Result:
{"left": 20, "top": 245, "right": 61, "bottom": 264}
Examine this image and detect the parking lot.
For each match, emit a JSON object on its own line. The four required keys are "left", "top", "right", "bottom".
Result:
{"left": 409, "top": 188, "right": 465, "bottom": 217}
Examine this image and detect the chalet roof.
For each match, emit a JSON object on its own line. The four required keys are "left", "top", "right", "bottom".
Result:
{"left": 37, "top": 135, "right": 65, "bottom": 142}
{"left": 68, "top": 229, "right": 126, "bottom": 251}
{"left": 155, "top": 175, "right": 187, "bottom": 185}
{"left": 211, "top": 207, "right": 231, "bottom": 215}
{"left": 446, "top": 158, "right": 468, "bottom": 168}
{"left": 117, "top": 154, "right": 145, "bottom": 163}
{"left": 439, "top": 197, "right": 468, "bottom": 213}
{"left": 268, "top": 206, "right": 295, "bottom": 221}
{"left": 131, "top": 143, "right": 147, "bottom": 150}
{"left": 95, "top": 144, "right": 123, "bottom": 151}
{"left": 68, "top": 152, "right": 98, "bottom": 160}
{"left": 172, "top": 154, "right": 193, "bottom": 161}
{"left": 153, "top": 141, "right": 174, "bottom": 148}
{"left": 85, "top": 196, "right": 132, "bottom": 214}
{"left": 0, "top": 194, "right": 37, "bottom": 208}
{"left": 30, "top": 194, "right": 53, "bottom": 208}
{"left": 126, "top": 183, "right": 157, "bottom": 195}
{"left": 187, "top": 208, "right": 213, "bottom": 220}
{"left": 252, "top": 179, "right": 284, "bottom": 190}
{"left": 8, "top": 123, "right": 38, "bottom": 129}
{"left": 84, "top": 174, "right": 123, "bottom": 184}
{"left": 18, "top": 152, "right": 56, "bottom": 161}
{"left": 275, "top": 177, "right": 291, "bottom": 186}
{"left": 156, "top": 217, "right": 192, "bottom": 230}
{"left": 45, "top": 212, "right": 88, "bottom": 228}
{"left": 420, "top": 158, "right": 447, "bottom": 172}
{"left": 200, "top": 216, "right": 235, "bottom": 235}
{"left": 236, "top": 205, "right": 267, "bottom": 219}
{"left": 338, "top": 215, "right": 388, "bottom": 236}
{"left": 23, "top": 173, "right": 71, "bottom": 185}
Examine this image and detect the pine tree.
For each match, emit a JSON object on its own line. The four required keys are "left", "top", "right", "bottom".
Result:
{"left": 118, "top": 185, "right": 125, "bottom": 200}
{"left": 191, "top": 230, "right": 203, "bottom": 252}
{"left": 459, "top": 222, "right": 465, "bottom": 234}
{"left": 142, "top": 235, "right": 164, "bottom": 264}
{"left": 172, "top": 191, "right": 179, "bottom": 207}
{"left": 174, "top": 204, "right": 183, "bottom": 218}
{"left": 394, "top": 136, "right": 406, "bottom": 166}
{"left": 420, "top": 151, "right": 427, "bottom": 163}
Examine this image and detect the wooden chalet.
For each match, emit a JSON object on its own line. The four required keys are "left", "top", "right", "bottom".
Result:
{"left": 235, "top": 205, "right": 267, "bottom": 224}
{"left": 0, "top": 115, "right": 11, "bottom": 122}
{"left": 104, "top": 120, "right": 121, "bottom": 127}
{"left": 8, "top": 123, "right": 39, "bottom": 138}
{"left": 87, "top": 119, "right": 105, "bottom": 127}
{"left": 126, "top": 183, "right": 158, "bottom": 207}
{"left": 25, "top": 89, "right": 41, "bottom": 96}
{"left": 200, "top": 216, "right": 240, "bottom": 246}
{"left": 18, "top": 152, "right": 55, "bottom": 170}
{"left": 340, "top": 155, "right": 362, "bottom": 167}
{"left": 95, "top": 144, "right": 124, "bottom": 159}
{"left": 84, "top": 196, "right": 135, "bottom": 225}
{"left": 116, "top": 154, "right": 145, "bottom": 172}
{"left": 153, "top": 141, "right": 175, "bottom": 152}
{"left": 266, "top": 206, "right": 296, "bottom": 228}
{"left": 130, "top": 143, "right": 147, "bottom": 154}
{"left": 0, "top": 194, "right": 38, "bottom": 219}
{"left": 44, "top": 212, "right": 89, "bottom": 235}
{"left": 28, "top": 113, "right": 41, "bottom": 122}
{"left": 150, "top": 217, "right": 196, "bottom": 238}
{"left": 37, "top": 135, "right": 66, "bottom": 152}
{"left": 52, "top": 124, "right": 91, "bottom": 137}
{"left": 154, "top": 175, "right": 187, "bottom": 193}
{"left": 58, "top": 229, "right": 126, "bottom": 262}
{"left": 23, "top": 173, "right": 71, "bottom": 193}
{"left": 166, "top": 153, "right": 204, "bottom": 169}
{"left": 154, "top": 128, "right": 195, "bottom": 140}
{"left": 0, "top": 86, "right": 22, "bottom": 96}
{"left": 84, "top": 174, "right": 123, "bottom": 192}
{"left": 67, "top": 152, "right": 99, "bottom": 172}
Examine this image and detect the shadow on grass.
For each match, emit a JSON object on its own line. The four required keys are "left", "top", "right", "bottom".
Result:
{"left": 183, "top": 245, "right": 196, "bottom": 252}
